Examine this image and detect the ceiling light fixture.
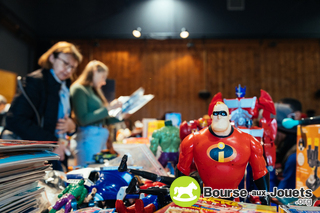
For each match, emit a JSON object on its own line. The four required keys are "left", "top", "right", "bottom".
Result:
{"left": 132, "top": 27, "right": 142, "bottom": 38}
{"left": 180, "top": 28, "right": 189, "bottom": 39}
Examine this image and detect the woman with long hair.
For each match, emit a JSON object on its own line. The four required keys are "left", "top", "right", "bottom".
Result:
{"left": 70, "top": 60, "right": 121, "bottom": 166}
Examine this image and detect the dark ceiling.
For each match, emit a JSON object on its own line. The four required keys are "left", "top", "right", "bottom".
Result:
{"left": 1, "top": 0, "right": 320, "bottom": 42}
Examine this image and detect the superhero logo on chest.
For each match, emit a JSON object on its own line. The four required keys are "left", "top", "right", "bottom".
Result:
{"left": 206, "top": 142, "right": 237, "bottom": 162}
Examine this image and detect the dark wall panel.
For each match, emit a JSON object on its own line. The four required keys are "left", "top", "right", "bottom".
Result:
{"left": 0, "top": 25, "right": 34, "bottom": 76}
{"left": 71, "top": 39, "right": 320, "bottom": 122}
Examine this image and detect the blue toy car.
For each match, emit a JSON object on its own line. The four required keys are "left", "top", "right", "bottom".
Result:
{"left": 66, "top": 167, "right": 140, "bottom": 208}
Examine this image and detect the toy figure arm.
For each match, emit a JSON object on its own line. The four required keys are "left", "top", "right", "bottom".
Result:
{"left": 58, "top": 184, "right": 71, "bottom": 198}
{"left": 176, "top": 134, "right": 195, "bottom": 176}
{"left": 260, "top": 118, "right": 277, "bottom": 169}
{"left": 249, "top": 136, "right": 270, "bottom": 205}
{"left": 173, "top": 135, "right": 181, "bottom": 151}
{"left": 254, "top": 172, "right": 270, "bottom": 205}
{"left": 77, "top": 188, "right": 88, "bottom": 205}
{"left": 249, "top": 137, "right": 268, "bottom": 180}
{"left": 179, "top": 121, "right": 190, "bottom": 141}
{"left": 150, "top": 131, "right": 160, "bottom": 156}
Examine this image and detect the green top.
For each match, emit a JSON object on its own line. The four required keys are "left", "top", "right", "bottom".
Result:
{"left": 70, "top": 84, "right": 119, "bottom": 126}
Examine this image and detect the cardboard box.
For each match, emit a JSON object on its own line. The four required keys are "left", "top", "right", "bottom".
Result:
{"left": 123, "top": 137, "right": 150, "bottom": 145}
{"left": 156, "top": 197, "right": 277, "bottom": 213}
{"left": 296, "top": 124, "right": 320, "bottom": 197}
{"left": 279, "top": 205, "right": 320, "bottom": 213}
{"left": 147, "top": 120, "right": 165, "bottom": 139}
{"left": 142, "top": 118, "right": 157, "bottom": 138}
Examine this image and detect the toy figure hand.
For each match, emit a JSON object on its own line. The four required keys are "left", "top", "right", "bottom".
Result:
{"left": 56, "top": 115, "right": 76, "bottom": 134}
{"left": 84, "top": 188, "right": 97, "bottom": 203}
{"left": 58, "top": 193, "right": 63, "bottom": 198}
{"left": 260, "top": 195, "right": 270, "bottom": 205}
{"left": 91, "top": 187, "right": 97, "bottom": 194}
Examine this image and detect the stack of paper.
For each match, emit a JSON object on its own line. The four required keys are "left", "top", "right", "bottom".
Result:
{"left": 0, "top": 139, "right": 59, "bottom": 213}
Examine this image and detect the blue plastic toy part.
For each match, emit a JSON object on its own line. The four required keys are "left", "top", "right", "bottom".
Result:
{"left": 66, "top": 168, "right": 137, "bottom": 204}
{"left": 93, "top": 170, "right": 136, "bottom": 201}
{"left": 71, "top": 199, "right": 78, "bottom": 210}
{"left": 283, "top": 116, "right": 320, "bottom": 129}
{"left": 142, "top": 194, "right": 159, "bottom": 210}
{"left": 282, "top": 118, "right": 299, "bottom": 129}
{"left": 235, "top": 84, "right": 246, "bottom": 98}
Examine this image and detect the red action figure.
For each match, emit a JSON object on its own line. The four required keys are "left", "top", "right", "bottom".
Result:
{"left": 176, "top": 101, "right": 270, "bottom": 205}
{"left": 179, "top": 115, "right": 212, "bottom": 141}
{"left": 218, "top": 85, "right": 277, "bottom": 170}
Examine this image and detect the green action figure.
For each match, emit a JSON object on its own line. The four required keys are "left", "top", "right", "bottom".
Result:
{"left": 49, "top": 178, "right": 88, "bottom": 213}
{"left": 150, "top": 120, "right": 181, "bottom": 168}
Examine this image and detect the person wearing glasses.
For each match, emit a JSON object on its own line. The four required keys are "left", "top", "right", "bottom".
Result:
{"left": 70, "top": 60, "right": 122, "bottom": 166}
{"left": 2, "top": 41, "right": 82, "bottom": 171}
{"left": 176, "top": 101, "right": 271, "bottom": 205}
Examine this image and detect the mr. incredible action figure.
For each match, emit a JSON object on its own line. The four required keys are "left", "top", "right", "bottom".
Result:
{"left": 176, "top": 101, "right": 270, "bottom": 205}
{"left": 150, "top": 120, "right": 180, "bottom": 168}
{"left": 49, "top": 178, "right": 88, "bottom": 213}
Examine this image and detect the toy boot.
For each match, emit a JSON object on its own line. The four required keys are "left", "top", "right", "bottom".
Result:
{"left": 142, "top": 203, "right": 156, "bottom": 213}
{"left": 115, "top": 200, "right": 135, "bottom": 213}
{"left": 116, "top": 199, "right": 156, "bottom": 213}
{"left": 134, "top": 199, "right": 156, "bottom": 213}
{"left": 136, "top": 199, "right": 156, "bottom": 213}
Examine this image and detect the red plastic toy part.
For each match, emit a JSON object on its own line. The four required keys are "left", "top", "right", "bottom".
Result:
{"left": 115, "top": 199, "right": 155, "bottom": 213}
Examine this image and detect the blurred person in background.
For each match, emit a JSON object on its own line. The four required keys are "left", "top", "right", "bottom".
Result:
{"left": 274, "top": 98, "right": 302, "bottom": 190}
{"left": 0, "top": 95, "right": 8, "bottom": 127}
{"left": 306, "top": 109, "right": 316, "bottom": 118}
{"left": 70, "top": 60, "right": 122, "bottom": 166}
{"left": 1, "top": 41, "right": 82, "bottom": 171}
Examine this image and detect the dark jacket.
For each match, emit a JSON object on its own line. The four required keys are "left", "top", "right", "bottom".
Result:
{"left": 5, "top": 69, "right": 71, "bottom": 141}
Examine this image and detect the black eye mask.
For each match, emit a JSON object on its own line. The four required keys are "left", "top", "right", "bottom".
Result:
{"left": 212, "top": 111, "right": 228, "bottom": 116}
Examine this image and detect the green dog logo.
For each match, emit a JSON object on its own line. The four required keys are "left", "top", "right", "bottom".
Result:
{"left": 170, "top": 176, "right": 201, "bottom": 207}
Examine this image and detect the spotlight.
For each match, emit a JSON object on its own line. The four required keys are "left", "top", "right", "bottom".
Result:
{"left": 132, "top": 27, "right": 142, "bottom": 38}
{"left": 180, "top": 28, "right": 189, "bottom": 39}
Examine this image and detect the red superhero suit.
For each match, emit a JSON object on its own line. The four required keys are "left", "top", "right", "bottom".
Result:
{"left": 177, "top": 125, "right": 268, "bottom": 189}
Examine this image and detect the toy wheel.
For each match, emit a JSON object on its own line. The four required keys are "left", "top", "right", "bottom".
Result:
{"left": 99, "top": 157, "right": 104, "bottom": 164}
{"left": 95, "top": 201, "right": 105, "bottom": 208}
{"left": 95, "top": 200, "right": 116, "bottom": 208}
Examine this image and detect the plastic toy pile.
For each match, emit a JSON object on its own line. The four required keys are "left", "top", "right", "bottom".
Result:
{"left": 37, "top": 85, "right": 320, "bottom": 212}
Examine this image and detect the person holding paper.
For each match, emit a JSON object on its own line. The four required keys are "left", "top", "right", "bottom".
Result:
{"left": 70, "top": 60, "right": 122, "bottom": 166}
